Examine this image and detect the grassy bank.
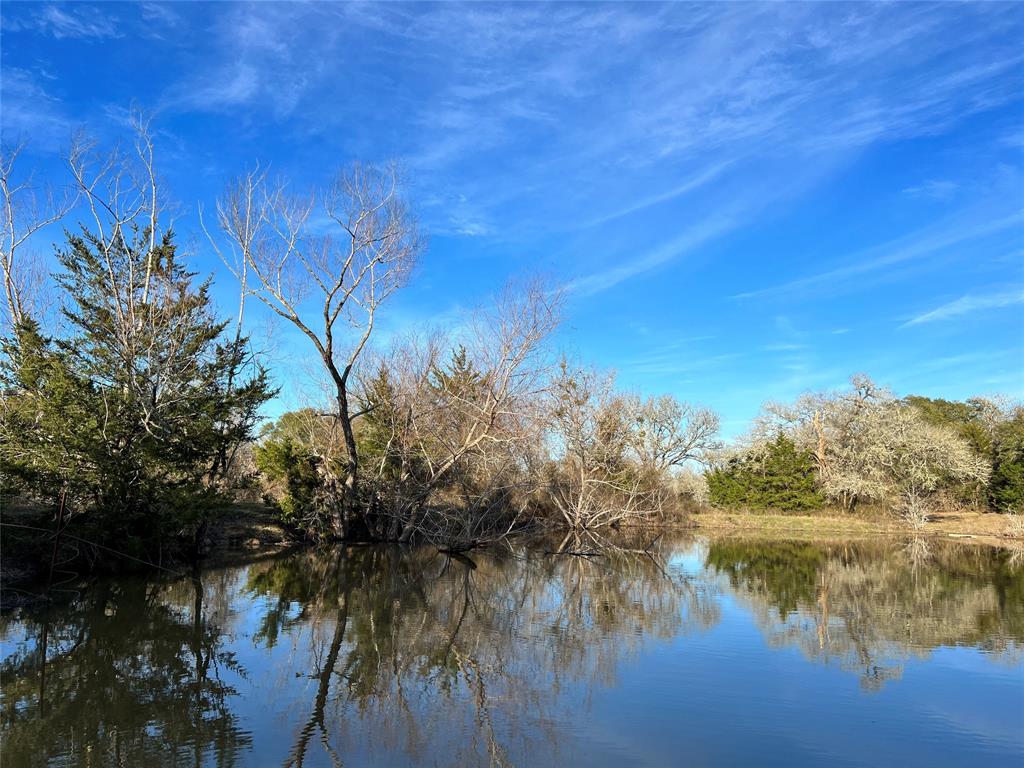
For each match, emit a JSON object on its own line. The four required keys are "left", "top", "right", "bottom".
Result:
{"left": 689, "top": 506, "right": 1022, "bottom": 547}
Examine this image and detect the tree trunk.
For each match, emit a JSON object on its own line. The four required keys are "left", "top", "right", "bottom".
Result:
{"left": 327, "top": 371, "right": 361, "bottom": 540}
{"left": 398, "top": 496, "right": 428, "bottom": 543}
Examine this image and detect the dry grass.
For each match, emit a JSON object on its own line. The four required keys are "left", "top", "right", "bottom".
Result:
{"left": 690, "top": 506, "right": 1017, "bottom": 547}
{"left": 1003, "top": 513, "right": 1024, "bottom": 540}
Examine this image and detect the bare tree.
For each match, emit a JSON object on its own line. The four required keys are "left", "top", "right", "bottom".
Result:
{"left": 358, "top": 280, "right": 561, "bottom": 544}
{"left": 66, "top": 110, "right": 166, "bottom": 320}
{"left": 624, "top": 393, "right": 720, "bottom": 471}
{"left": 0, "top": 141, "right": 76, "bottom": 329}
{"left": 211, "top": 162, "right": 422, "bottom": 537}
{"left": 545, "top": 365, "right": 650, "bottom": 529}
{"left": 545, "top": 367, "right": 720, "bottom": 529}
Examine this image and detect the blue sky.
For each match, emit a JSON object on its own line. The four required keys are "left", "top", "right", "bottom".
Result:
{"left": 2, "top": 1, "right": 1022, "bottom": 435}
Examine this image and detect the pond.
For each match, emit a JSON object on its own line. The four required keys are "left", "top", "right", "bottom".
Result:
{"left": 2, "top": 534, "right": 1022, "bottom": 767}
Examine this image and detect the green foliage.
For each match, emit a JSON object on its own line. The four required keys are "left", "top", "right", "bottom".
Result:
{"left": 0, "top": 228, "right": 273, "bottom": 561}
{"left": 904, "top": 396, "right": 992, "bottom": 455}
{"left": 429, "top": 345, "right": 481, "bottom": 397}
{"left": 1, "top": 320, "right": 100, "bottom": 501}
{"left": 253, "top": 410, "right": 322, "bottom": 526}
{"left": 426, "top": 346, "right": 488, "bottom": 494}
{"left": 990, "top": 411, "right": 1024, "bottom": 512}
{"left": 905, "top": 395, "right": 1023, "bottom": 511}
{"left": 706, "top": 434, "right": 824, "bottom": 511}
{"left": 705, "top": 540, "right": 825, "bottom": 615}
{"left": 356, "top": 367, "right": 405, "bottom": 487}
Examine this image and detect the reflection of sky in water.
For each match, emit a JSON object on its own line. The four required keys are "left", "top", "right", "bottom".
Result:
{"left": 2, "top": 535, "right": 1021, "bottom": 767}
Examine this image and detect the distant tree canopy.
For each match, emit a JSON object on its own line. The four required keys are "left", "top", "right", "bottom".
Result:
{"left": 707, "top": 434, "right": 824, "bottom": 512}
{"left": 724, "top": 379, "right": 1017, "bottom": 521}
{"left": 905, "top": 395, "right": 1024, "bottom": 512}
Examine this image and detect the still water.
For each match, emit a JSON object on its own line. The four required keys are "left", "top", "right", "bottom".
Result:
{"left": 2, "top": 534, "right": 1022, "bottom": 767}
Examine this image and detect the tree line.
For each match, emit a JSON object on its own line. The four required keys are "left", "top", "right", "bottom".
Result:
{"left": 1, "top": 118, "right": 1020, "bottom": 569}
{"left": 704, "top": 375, "right": 1022, "bottom": 526}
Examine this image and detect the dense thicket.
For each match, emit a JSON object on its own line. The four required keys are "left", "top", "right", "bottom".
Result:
{"left": 905, "top": 395, "right": 1024, "bottom": 512}
{"left": 727, "top": 377, "right": 1015, "bottom": 524}
{"left": 254, "top": 312, "right": 722, "bottom": 544}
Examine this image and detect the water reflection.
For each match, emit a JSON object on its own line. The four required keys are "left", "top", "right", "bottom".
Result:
{"left": 242, "top": 540, "right": 717, "bottom": 766}
{"left": 2, "top": 535, "right": 1021, "bottom": 766}
{"left": 1, "top": 569, "right": 251, "bottom": 766}
{"left": 705, "top": 538, "right": 1023, "bottom": 689}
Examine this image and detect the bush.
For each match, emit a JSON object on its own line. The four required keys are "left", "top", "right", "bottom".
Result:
{"left": 253, "top": 410, "right": 328, "bottom": 530}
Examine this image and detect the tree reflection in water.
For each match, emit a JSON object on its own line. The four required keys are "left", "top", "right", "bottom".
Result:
{"left": 1, "top": 534, "right": 1021, "bottom": 766}
{"left": 705, "top": 537, "right": 1024, "bottom": 689}
{"left": 0, "top": 567, "right": 252, "bottom": 767}
{"left": 244, "top": 536, "right": 718, "bottom": 767}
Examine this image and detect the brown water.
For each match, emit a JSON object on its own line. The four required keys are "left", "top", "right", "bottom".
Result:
{"left": 2, "top": 534, "right": 1022, "bottom": 766}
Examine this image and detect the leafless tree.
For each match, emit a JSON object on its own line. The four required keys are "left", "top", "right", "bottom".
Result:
{"left": 211, "top": 162, "right": 422, "bottom": 537}
{"left": 0, "top": 141, "right": 76, "bottom": 329}
{"left": 754, "top": 374, "right": 990, "bottom": 519}
{"left": 545, "top": 365, "right": 651, "bottom": 529}
{"left": 625, "top": 395, "right": 719, "bottom": 470}
{"left": 66, "top": 110, "right": 166, "bottom": 315}
{"left": 358, "top": 280, "right": 561, "bottom": 544}
{"left": 544, "top": 365, "right": 720, "bottom": 529}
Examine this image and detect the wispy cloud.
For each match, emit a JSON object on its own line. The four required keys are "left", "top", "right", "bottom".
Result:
{"left": 111, "top": 0, "right": 1024, "bottom": 278}
{"left": 159, "top": 5, "right": 319, "bottom": 117}
{"left": 902, "top": 287, "right": 1024, "bottom": 327}
{"left": 622, "top": 349, "right": 739, "bottom": 378}
{"left": 566, "top": 214, "right": 737, "bottom": 297}
{"left": 140, "top": 2, "right": 181, "bottom": 29}
{"left": 762, "top": 343, "right": 808, "bottom": 352}
{"left": 0, "top": 68, "right": 74, "bottom": 147}
{"left": 902, "top": 180, "right": 958, "bottom": 201}
{"left": 735, "top": 207, "right": 1024, "bottom": 302}
{"left": 580, "top": 161, "right": 733, "bottom": 228}
{"left": 5, "top": 4, "right": 123, "bottom": 39}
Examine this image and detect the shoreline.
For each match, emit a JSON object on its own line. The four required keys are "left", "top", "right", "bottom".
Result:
{"left": 687, "top": 507, "right": 1021, "bottom": 548}
{"left": 4, "top": 503, "right": 1020, "bottom": 608}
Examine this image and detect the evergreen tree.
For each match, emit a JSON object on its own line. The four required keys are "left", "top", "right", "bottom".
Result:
{"left": 357, "top": 366, "right": 404, "bottom": 485}
{"left": 427, "top": 346, "right": 487, "bottom": 496}
{"left": 1, "top": 226, "right": 273, "bottom": 560}
{"left": 0, "top": 320, "right": 99, "bottom": 506}
{"left": 253, "top": 409, "right": 326, "bottom": 529}
{"left": 429, "top": 345, "right": 481, "bottom": 397}
{"left": 706, "top": 434, "right": 824, "bottom": 511}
